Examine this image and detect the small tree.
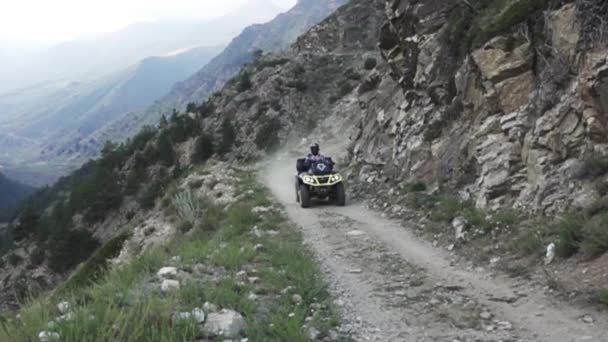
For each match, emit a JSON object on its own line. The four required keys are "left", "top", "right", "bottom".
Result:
{"left": 192, "top": 134, "right": 215, "bottom": 163}
{"left": 156, "top": 131, "right": 175, "bottom": 166}
{"left": 186, "top": 102, "right": 198, "bottom": 114}
{"left": 237, "top": 71, "right": 252, "bottom": 92}
{"left": 364, "top": 57, "right": 377, "bottom": 70}
{"left": 13, "top": 205, "right": 40, "bottom": 242}
{"left": 218, "top": 119, "right": 237, "bottom": 155}
{"left": 159, "top": 115, "right": 168, "bottom": 129}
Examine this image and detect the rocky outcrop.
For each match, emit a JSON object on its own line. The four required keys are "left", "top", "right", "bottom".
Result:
{"left": 347, "top": 0, "right": 608, "bottom": 214}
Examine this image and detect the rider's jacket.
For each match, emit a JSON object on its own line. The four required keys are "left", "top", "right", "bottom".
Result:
{"left": 305, "top": 153, "right": 325, "bottom": 163}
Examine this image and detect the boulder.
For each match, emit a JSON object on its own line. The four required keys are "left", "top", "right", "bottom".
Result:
{"left": 200, "top": 309, "right": 247, "bottom": 339}
{"left": 157, "top": 267, "right": 178, "bottom": 279}
{"left": 161, "top": 279, "right": 180, "bottom": 293}
{"left": 38, "top": 331, "right": 60, "bottom": 342}
{"left": 452, "top": 217, "right": 468, "bottom": 241}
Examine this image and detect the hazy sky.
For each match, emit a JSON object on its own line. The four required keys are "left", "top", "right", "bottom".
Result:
{"left": 0, "top": 0, "right": 296, "bottom": 43}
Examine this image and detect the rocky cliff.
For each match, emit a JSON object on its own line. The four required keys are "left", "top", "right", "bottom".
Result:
{"left": 346, "top": 0, "right": 608, "bottom": 214}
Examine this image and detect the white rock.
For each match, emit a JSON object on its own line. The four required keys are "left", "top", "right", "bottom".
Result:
{"left": 452, "top": 217, "right": 468, "bottom": 240}
{"left": 582, "top": 315, "right": 594, "bottom": 324}
{"left": 545, "top": 243, "right": 556, "bottom": 265}
{"left": 203, "top": 302, "right": 219, "bottom": 313}
{"left": 308, "top": 327, "right": 321, "bottom": 340}
{"left": 236, "top": 270, "right": 248, "bottom": 282}
{"left": 38, "top": 331, "right": 60, "bottom": 342}
{"left": 248, "top": 293, "right": 258, "bottom": 301}
{"left": 57, "top": 301, "right": 70, "bottom": 315}
{"left": 292, "top": 294, "right": 303, "bottom": 305}
{"left": 157, "top": 267, "right": 178, "bottom": 279}
{"left": 161, "top": 279, "right": 180, "bottom": 293}
{"left": 200, "top": 309, "right": 247, "bottom": 338}
{"left": 479, "top": 311, "right": 493, "bottom": 320}
{"left": 192, "top": 308, "right": 206, "bottom": 323}
{"left": 57, "top": 312, "right": 74, "bottom": 322}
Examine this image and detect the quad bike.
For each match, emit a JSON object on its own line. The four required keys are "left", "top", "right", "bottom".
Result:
{"left": 295, "top": 158, "right": 346, "bottom": 208}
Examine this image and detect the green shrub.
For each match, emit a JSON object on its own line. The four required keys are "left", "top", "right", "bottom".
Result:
{"left": 198, "top": 100, "right": 215, "bottom": 118}
{"left": 218, "top": 119, "right": 237, "bottom": 155}
{"left": 172, "top": 190, "right": 203, "bottom": 226}
{"left": 338, "top": 82, "right": 354, "bottom": 97}
{"left": 430, "top": 196, "right": 468, "bottom": 223}
{"left": 555, "top": 214, "right": 584, "bottom": 258}
{"left": 254, "top": 117, "right": 281, "bottom": 150}
{"left": 138, "top": 179, "right": 165, "bottom": 209}
{"left": 237, "top": 71, "right": 252, "bottom": 92}
{"left": 403, "top": 182, "right": 427, "bottom": 193}
{"left": 491, "top": 209, "right": 522, "bottom": 228}
{"left": 29, "top": 246, "right": 45, "bottom": 266}
{"left": 56, "top": 231, "right": 131, "bottom": 294}
{"left": 156, "top": 131, "right": 175, "bottom": 166}
{"left": 192, "top": 134, "right": 215, "bottom": 163}
{"left": 581, "top": 213, "right": 608, "bottom": 256}
{"left": 364, "top": 57, "right": 377, "bottom": 70}
{"left": 286, "top": 80, "right": 308, "bottom": 92}
{"left": 578, "top": 154, "right": 608, "bottom": 179}
{"left": 598, "top": 289, "right": 608, "bottom": 306}
{"left": 48, "top": 227, "right": 100, "bottom": 273}
{"left": 511, "top": 229, "right": 543, "bottom": 256}
{"left": 256, "top": 58, "right": 290, "bottom": 71}
{"left": 7, "top": 253, "right": 22, "bottom": 266}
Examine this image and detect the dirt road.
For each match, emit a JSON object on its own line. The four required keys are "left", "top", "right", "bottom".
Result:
{"left": 261, "top": 155, "right": 607, "bottom": 342}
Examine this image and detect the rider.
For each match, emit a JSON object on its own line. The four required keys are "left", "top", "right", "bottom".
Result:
{"left": 306, "top": 143, "right": 325, "bottom": 163}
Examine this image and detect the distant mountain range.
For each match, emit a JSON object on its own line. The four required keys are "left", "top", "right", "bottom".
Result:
{"left": 0, "top": 0, "right": 283, "bottom": 94}
{"left": 94, "top": 0, "right": 348, "bottom": 147}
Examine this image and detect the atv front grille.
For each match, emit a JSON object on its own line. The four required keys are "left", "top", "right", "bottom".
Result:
{"left": 314, "top": 175, "right": 331, "bottom": 185}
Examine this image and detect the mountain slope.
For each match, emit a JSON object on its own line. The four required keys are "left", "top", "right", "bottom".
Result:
{"left": 98, "top": 0, "right": 348, "bottom": 145}
{"left": 0, "top": 172, "right": 35, "bottom": 212}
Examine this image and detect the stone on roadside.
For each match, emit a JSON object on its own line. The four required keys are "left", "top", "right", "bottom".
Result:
{"left": 38, "top": 331, "right": 60, "bottom": 342}
{"left": 157, "top": 267, "right": 178, "bottom": 279}
{"left": 292, "top": 294, "right": 303, "bottom": 305}
{"left": 57, "top": 301, "right": 71, "bottom": 315}
{"left": 200, "top": 309, "right": 247, "bottom": 339}
{"left": 161, "top": 279, "right": 180, "bottom": 293}
{"left": 452, "top": 217, "right": 468, "bottom": 240}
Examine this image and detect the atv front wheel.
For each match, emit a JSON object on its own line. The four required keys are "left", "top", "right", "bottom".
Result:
{"left": 299, "top": 184, "right": 311, "bottom": 208}
{"left": 295, "top": 181, "right": 300, "bottom": 203}
{"left": 335, "top": 183, "right": 346, "bottom": 206}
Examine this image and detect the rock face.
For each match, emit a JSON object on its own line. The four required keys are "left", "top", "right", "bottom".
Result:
{"left": 346, "top": 0, "right": 608, "bottom": 214}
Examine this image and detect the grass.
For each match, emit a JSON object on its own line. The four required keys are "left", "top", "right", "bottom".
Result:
{"left": 511, "top": 229, "right": 544, "bottom": 256}
{"left": 580, "top": 213, "right": 608, "bottom": 256}
{"left": 555, "top": 214, "right": 584, "bottom": 258}
{"left": 578, "top": 154, "right": 608, "bottom": 179}
{"left": 598, "top": 289, "right": 608, "bottom": 306}
{"left": 0, "top": 170, "right": 339, "bottom": 341}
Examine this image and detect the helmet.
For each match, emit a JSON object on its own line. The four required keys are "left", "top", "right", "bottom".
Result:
{"left": 310, "top": 143, "right": 320, "bottom": 156}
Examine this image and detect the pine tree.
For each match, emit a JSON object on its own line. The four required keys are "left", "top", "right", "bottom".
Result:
{"left": 156, "top": 131, "right": 175, "bottom": 166}
{"left": 218, "top": 119, "right": 237, "bottom": 155}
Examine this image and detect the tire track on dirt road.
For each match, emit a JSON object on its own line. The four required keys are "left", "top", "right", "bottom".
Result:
{"left": 261, "top": 154, "right": 608, "bottom": 342}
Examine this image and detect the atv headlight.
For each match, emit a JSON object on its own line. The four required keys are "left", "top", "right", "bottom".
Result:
{"left": 331, "top": 174, "right": 343, "bottom": 182}
{"left": 303, "top": 176, "right": 314, "bottom": 184}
